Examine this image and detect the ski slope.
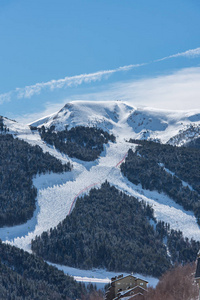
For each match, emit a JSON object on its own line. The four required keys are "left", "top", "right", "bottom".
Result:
{"left": 47, "top": 262, "right": 159, "bottom": 289}
{"left": 1, "top": 101, "right": 200, "bottom": 285}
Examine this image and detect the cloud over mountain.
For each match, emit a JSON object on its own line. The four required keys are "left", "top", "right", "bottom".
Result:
{"left": 0, "top": 47, "right": 200, "bottom": 107}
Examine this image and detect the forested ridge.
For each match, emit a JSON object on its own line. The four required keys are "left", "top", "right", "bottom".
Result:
{"left": 0, "top": 240, "right": 86, "bottom": 300}
{"left": 31, "top": 182, "right": 200, "bottom": 277}
{"left": 121, "top": 140, "right": 200, "bottom": 224}
{"left": 0, "top": 134, "right": 71, "bottom": 226}
{"left": 38, "top": 125, "right": 115, "bottom": 161}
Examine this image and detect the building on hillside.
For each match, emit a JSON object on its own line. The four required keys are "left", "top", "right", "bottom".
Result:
{"left": 195, "top": 251, "right": 200, "bottom": 300}
{"left": 105, "top": 274, "right": 148, "bottom": 300}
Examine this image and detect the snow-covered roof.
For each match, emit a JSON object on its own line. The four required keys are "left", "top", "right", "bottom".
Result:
{"left": 112, "top": 274, "right": 136, "bottom": 284}
{"left": 117, "top": 285, "right": 147, "bottom": 297}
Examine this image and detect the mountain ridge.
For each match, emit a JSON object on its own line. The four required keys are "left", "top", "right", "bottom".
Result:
{"left": 1, "top": 101, "right": 200, "bottom": 146}
{"left": 16, "top": 101, "right": 200, "bottom": 146}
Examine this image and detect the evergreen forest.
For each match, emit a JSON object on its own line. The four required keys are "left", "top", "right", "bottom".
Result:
{"left": 186, "top": 137, "right": 200, "bottom": 149}
{"left": 31, "top": 182, "right": 200, "bottom": 277}
{"left": 0, "top": 239, "right": 86, "bottom": 300}
{"left": 0, "top": 134, "right": 71, "bottom": 226}
{"left": 38, "top": 125, "right": 115, "bottom": 161}
{"left": 121, "top": 140, "right": 200, "bottom": 224}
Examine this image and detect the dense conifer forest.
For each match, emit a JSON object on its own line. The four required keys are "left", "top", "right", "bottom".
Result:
{"left": 31, "top": 182, "right": 200, "bottom": 277}
{"left": 186, "top": 137, "right": 200, "bottom": 149}
{"left": 0, "top": 240, "right": 86, "bottom": 300}
{"left": 121, "top": 140, "right": 200, "bottom": 224}
{"left": 38, "top": 125, "right": 115, "bottom": 161}
{"left": 0, "top": 134, "right": 71, "bottom": 226}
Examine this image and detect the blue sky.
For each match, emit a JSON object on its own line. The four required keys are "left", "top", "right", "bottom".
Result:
{"left": 0, "top": 0, "right": 200, "bottom": 122}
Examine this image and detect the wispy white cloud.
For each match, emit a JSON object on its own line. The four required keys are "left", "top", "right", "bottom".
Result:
{"left": 17, "top": 66, "right": 200, "bottom": 124}
{"left": 67, "top": 67, "right": 200, "bottom": 111}
{"left": 0, "top": 47, "right": 200, "bottom": 105}
{"left": 0, "top": 91, "right": 12, "bottom": 104}
{"left": 156, "top": 47, "right": 200, "bottom": 62}
{"left": 1, "top": 63, "right": 145, "bottom": 103}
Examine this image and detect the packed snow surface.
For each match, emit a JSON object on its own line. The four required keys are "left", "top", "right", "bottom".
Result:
{"left": 1, "top": 101, "right": 200, "bottom": 285}
{"left": 47, "top": 262, "right": 159, "bottom": 289}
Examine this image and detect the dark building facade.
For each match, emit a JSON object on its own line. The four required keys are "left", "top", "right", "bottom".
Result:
{"left": 105, "top": 274, "right": 148, "bottom": 300}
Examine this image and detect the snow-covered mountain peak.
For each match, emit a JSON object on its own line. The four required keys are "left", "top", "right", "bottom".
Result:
{"left": 28, "top": 100, "right": 200, "bottom": 144}
{"left": 31, "top": 101, "right": 135, "bottom": 132}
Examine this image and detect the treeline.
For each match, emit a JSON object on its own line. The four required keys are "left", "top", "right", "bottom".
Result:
{"left": 0, "top": 239, "right": 86, "bottom": 300}
{"left": 31, "top": 182, "right": 200, "bottom": 277}
{"left": 0, "top": 134, "right": 71, "bottom": 226}
{"left": 121, "top": 140, "right": 200, "bottom": 224}
{"left": 38, "top": 125, "right": 115, "bottom": 161}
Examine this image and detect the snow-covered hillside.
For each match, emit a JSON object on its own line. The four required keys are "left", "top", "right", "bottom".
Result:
{"left": 167, "top": 123, "right": 200, "bottom": 146}
{"left": 0, "top": 116, "right": 32, "bottom": 135}
{"left": 30, "top": 101, "right": 200, "bottom": 144}
{"left": 2, "top": 101, "right": 200, "bottom": 145}
{"left": 1, "top": 100, "right": 200, "bottom": 286}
